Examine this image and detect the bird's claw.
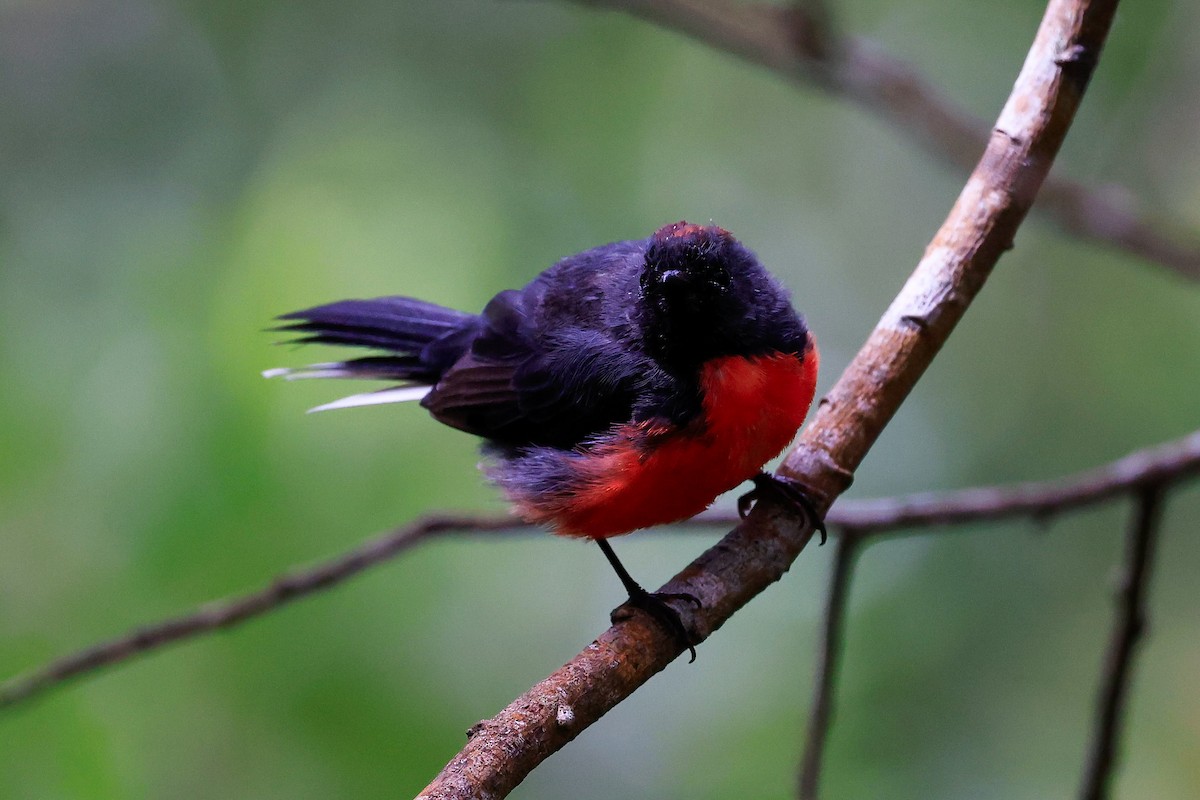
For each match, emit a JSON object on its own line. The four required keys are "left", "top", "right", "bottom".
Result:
{"left": 616, "top": 589, "right": 702, "bottom": 663}
{"left": 736, "top": 491, "right": 756, "bottom": 519}
{"left": 737, "top": 472, "right": 828, "bottom": 545}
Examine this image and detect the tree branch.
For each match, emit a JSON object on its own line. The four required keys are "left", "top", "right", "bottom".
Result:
{"left": 0, "top": 515, "right": 522, "bottom": 709}
{"left": 5, "top": 426, "right": 1193, "bottom": 713}
{"left": 419, "top": 2, "right": 1120, "bottom": 796}
{"left": 835, "top": 430, "right": 1200, "bottom": 536}
{"left": 572, "top": 0, "right": 1200, "bottom": 281}
{"left": 1078, "top": 485, "right": 1164, "bottom": 800}
{"left": 797, "top": 531, "right": 861, "bottom": 800}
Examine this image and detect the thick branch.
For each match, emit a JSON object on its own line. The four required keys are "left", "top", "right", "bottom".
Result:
{"left": 573, "top": 0, "right": 1200, "bottom": 280}
{"left": 421, "top": 2, "right": 1120, "bottom": 796}
{"left": 781, "top": 0, "right": 1119, "bottom": 493}
{"left": 1078, "top": 485, "right": 1164, "bottom": 800}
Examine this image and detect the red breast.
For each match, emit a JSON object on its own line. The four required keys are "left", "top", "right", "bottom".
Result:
{"left": 512, "top": 335, "right": 820, "bottom": 538}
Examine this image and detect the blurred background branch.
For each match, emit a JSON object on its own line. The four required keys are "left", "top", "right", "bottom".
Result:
{"left": 1078, "top": 485, "right": 1163, "bottom": 800}
{"left": 574, "top": 0, "right": 1200, "bottom": 280}
{"left": 797, "top": 530, "right": 861, "bottom": 800}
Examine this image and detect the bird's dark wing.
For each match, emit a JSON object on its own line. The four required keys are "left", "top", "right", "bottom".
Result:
{"left": 422, "top": 289, "right": 653, "bottom": 449}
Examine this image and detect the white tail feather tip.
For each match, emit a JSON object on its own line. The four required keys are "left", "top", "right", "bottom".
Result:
{"left": 263, "top": 363, "right": 352, "bottom": 381}
{"left": 307, "top": 385, "right": 432, "bottom": 413}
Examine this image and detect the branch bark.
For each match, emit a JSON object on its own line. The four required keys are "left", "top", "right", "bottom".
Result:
{"left": 572, "top": 0, "right": 1200, "bottom": 281}
{"left": 420, "top": 1, "right": 1120, "bottom": 796}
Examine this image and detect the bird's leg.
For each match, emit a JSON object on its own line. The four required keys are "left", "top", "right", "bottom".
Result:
{"left": 737, "top": 472, "right": 828, "bottom": 544}
{"left": 596, "top": 538, "right": 701, "bottom": 663}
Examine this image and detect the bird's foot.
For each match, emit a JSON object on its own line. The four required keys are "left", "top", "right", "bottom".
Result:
{"left": 613, "top": 588, "right": 702, "bottom": 663}
{"left": 737, "top": 472, "right": 828, "bottom": 544}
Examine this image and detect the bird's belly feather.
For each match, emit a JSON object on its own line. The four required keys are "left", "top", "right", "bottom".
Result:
{"left": 504, "top": 343, "right": 819, "bottom": 539}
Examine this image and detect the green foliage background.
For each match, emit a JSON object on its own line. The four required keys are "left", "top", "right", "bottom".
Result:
{"left": 2, "top": 0, "right": 1198, "bottom": 797}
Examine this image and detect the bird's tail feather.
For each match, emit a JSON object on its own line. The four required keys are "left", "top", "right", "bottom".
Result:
{"left": 275, "top": 297, "right": 475, "bottom": 352}
{"left": 265, "top": 296, "right": 477, "bottom": 411}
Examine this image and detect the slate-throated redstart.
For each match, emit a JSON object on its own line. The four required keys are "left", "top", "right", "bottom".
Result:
{"left": 266, "top": 221, "right": 822, "bottom": 658}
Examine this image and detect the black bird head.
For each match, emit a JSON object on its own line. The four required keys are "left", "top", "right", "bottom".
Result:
{"left": 638, "top": 221, "right": 808, "bottom": 372}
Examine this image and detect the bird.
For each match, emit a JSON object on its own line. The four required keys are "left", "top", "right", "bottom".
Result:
{"left": 266, "top": 221, "right": 821, "bottom": 659}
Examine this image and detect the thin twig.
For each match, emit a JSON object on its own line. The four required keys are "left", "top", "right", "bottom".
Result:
{"left": 420, "top": 3, "right": 1120, "bottom": 795}
{"left": 573, "top": 0, "right": 1200, "bottom": 280}
{"left": 1078, "top": 485, "right": 1164, "bottom": 800}
{"left": 798, "top": 531, "right": 861, "bottom": 800}
{"left": 4, "top": 428, "right": 1194, "bottom": 712}
{"left": 834, "top": 430, "right": 1200, "bottom": 536}
{"left": 0, "top": 514, "right": 521, "bottom": 709}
